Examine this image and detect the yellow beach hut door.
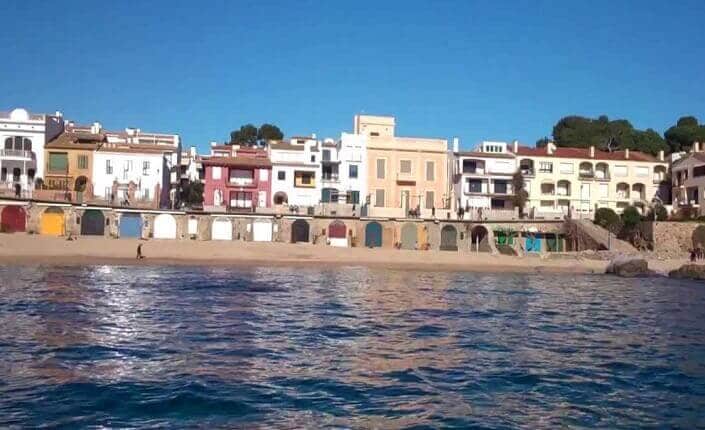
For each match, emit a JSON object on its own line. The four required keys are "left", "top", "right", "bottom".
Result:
{"left": 40, "top": 207, "right": 65, "bottom": 236}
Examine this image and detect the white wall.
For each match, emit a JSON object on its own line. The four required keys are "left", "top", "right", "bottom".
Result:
{"left": 93, "top": 151, "right": 165, "bottom": 201}
{"left": 339, "top": 132, "right": 367, "bottom": 204}
{"left": 0, "top": 108, "right": 53, "bottom": 189}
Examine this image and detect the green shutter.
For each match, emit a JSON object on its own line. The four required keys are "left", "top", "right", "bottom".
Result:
{"left": 48, "top": 153, "right": 68, "bottom": 172}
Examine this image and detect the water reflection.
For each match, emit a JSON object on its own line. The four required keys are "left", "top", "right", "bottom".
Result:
{"left": 0, "top": 265, "right": 704, "bottom": 428}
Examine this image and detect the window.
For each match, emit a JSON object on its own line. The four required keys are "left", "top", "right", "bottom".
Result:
{"left": 212, "top": 166, "right": 222, "bottom": 180}
{"left": 491, "top": 198, "right": 505, "bottom": 209}
{"left": 105, "top": 187, "right": 112, "bottom": 199}
{"left": 143, "top": 161, "right": 150, "bottom": 175}
{"left": 230, "top": 191, "right": 253, "bottom": 208}
{"left": 349, "top": 164, "right": 358, "bottom": 178}
{"left": 322, "top": 150, "right": 331, "bottom": 161}
{"left": 375, "top": 189, "right": 385, "bottom": 207}
{"left": 694, "top": 166, "right": 705, "bottom": 177}
{"left": 425, "top": 191, "right": 435, "bottom": 209}
{"left": 4, "top": 136, "right": 31, "bottom": 151}
{"left": 539, "top": 162, "right": 553, "bottom": 173}
{"left": 400, "top": 160, "right": 412, "bottom": 174}
{"left": 614, "top": 165, "right": 628, "bottom": 177}
{"left": 301, "top": 173, "right": 312, "bottom": 185}
{"left": 143, "top": 188, "right": 150, "bottom": 200}
{"left": 278, "top": 171, "right": 285, "bottom": 180}
{"left": 370, "top": 132, "right": 379, "bottom": 137}
{"left": 468, "top": 179, "right": 483, "bottom": 193}
{"left": 259, "top": 169, "right": 269, "bottom": 181}
{"left": 124, "top": 160, "right": 133, "bottom": 172}
{"left": 599, "top": 183, "right": 609, "bottom": 198}
{"left": 494, "top": 180, "right": 508, "bottom": 194}
{"left": 12, "top": 168, "right": 20, "bottom": 182}
{"left": 559, "top": 162, "right": 574, "bottom": 174}
{"left": 463, "top": 160, "right": 477, "bottom": 173}
{"left": 426, "top": 161, "right": 435, "bottom": 181}
{"left": 376, "top": 159, "right": 385, "bottom": 179}
{"left": 0, "top": 167, "right": 6, "bottom": 181}
{"left": 77, "top": 155, "right": 88, "bottom": 170}
{"left": 635, "top": 166, "right": 649, "bottom": 177}
{"left": 310, "top": 155, "right": 316, "bottom": 162}
{"left": 347, "top": 190, "right": 360, "bottom": 204}
{"left": 48, "top": 152, "right": 68, "bottom": 173}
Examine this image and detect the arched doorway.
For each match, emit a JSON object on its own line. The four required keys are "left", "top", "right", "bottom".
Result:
{"left": 74, "top": 176, "right": 88, "bottom": 192}
{"left": 40, "top": 207, "right": 65, "bottom": 236}
{"left": 440, "top": 225, "right": 458, "bottom": 251}
{"left": 328, "top": 220, "right": 347, "bottom": 247}
{"left": 291, "top": 219, "right": 310, "bottom": 243}
{"left": 80, "top": 209, "right": 105, "bottom": 236}
{"left": 1, "top": 206, "right": 26, "bottom": 233}
{"left": 253, "top": 219, "right": 273, "bottom": 242}
{"left": 273, "top": 192, "right": 288, "bottom": 205}
{"left": 153, "top": 214, "right": 177, "bottom": 239}
{"left": 119, "top": 213, "right": 143, "bottom": 238}
{"left": 470, "top": 225, "right": 490, "bottom": 252}
{"left": 400, "top": 223, "right": 417, "bottom": 250}
{"left": 365, "top": 221, "right": 383, "bottom": 248}
{"left": 211, "top": 217, "right": 233, "bottom": 240}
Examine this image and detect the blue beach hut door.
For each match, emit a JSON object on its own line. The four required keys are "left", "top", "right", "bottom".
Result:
{"left": 120, "top": 213, "right": 142, "bottom": 238}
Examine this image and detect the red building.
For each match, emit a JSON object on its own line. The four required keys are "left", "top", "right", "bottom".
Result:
{"left": 202, "top": 145, "right": 272, "bottom": 212}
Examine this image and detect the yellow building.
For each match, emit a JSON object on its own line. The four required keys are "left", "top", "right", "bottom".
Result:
{"left": 358, "top": 115, "right": 449, "bottom": 217}
{"left": 44, "top": 131, "right": 103, "bottom": 195}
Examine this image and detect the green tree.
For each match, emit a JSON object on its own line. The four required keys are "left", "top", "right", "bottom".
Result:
{"left": 257, "top": 124, "right": 284, "bottom": 142}
{"left": 511, "top": 170, "right": 528, "bottom": 217}
{"left": 621, "top": 205, "right": 642, "bottom": 232}
{"left": 594, "top": 207, "right": 621, "bottom": 233}
{"left": 229, "top": 124, "right": 258, "bottom": 146}
{"left": 180, "top": 181, "right": 204, "bottom": 208}
{"left": 535, "top": 137, "right": 551, "bottom": 147}
{"left": 664, "top": 116, "right": 705, "bottom": 153}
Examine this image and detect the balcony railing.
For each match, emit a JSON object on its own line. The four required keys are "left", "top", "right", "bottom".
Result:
{"left": 594, "top": 172, "right": 610, "bottom": 181}
{"left": 520, "top": 168, "right": 535, "bottom": 176}
{"left": 396, "top": 172, "right": 416, "bottom": 183}
{"left": 0, "top": 149, "right": 35, "bottom": 160}
{"left": 228, "top": 177, "right": 255, "bottom": 186}
{"left": 321, "top": 174, "right": 339, "bottom": 182}
{"left": 578, "top": 170, "right": 595, "bottom": 179}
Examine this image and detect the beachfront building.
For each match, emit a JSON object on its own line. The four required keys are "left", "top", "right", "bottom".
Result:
{"left": 202, "top": 143, "right": 272, "bottom": 212}
{"left": 358, "top": 115, "right": 449, "bottom": 218}
{"left": 179, "top": 146, "right": 203, "bottom": 183}
{"left": 511, "top": 141, "right": 668, "bottom": 217}
{"left": 43, "top": 125, "right": 104, "bottom": 201}
{"left": 0, "top": 108, "right": 64, "bottom": 197}
{"left": 671, "top": 142, "right": 705, "bottom": 214}
{"left": 326, "top": 133, "right": 367, "bottom": 208}
{"left": 268, "top": 136, "right": 319, "bottom": 210}
{"left": 449, "top": 140, "right": 518, "bottom": 219}
{"left": 86, "top": 123, "right": 181, "bottom": 209}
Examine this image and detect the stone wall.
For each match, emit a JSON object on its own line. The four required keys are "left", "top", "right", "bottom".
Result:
{"left": 651, "top": 221, "right": 705, "bottom": 257}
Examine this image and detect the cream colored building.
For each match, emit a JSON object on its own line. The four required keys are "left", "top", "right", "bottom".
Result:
{"left": 671, "top": 142, "right": 705, "bottom": 214}
{"left": 513, "top": 142, "right": 668, "bottom": 218}
{"left": 357, "top": 115, "right": 449, "bottom": 217}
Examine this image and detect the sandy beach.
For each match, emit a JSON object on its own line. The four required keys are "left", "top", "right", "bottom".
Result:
{"left": 0, "top": 233, "right": 689, "bottom": 275}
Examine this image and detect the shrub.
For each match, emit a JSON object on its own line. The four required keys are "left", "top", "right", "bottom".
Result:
{"left": 653, "top": 204, "right": 668, "bottom": 221}
{"left": 676, "top": 206, "right": 698, "bottom": 221}
{"left": 594, "top": 207, "right": 621, "bottom": 233}
{"left": 621, "top": 205, "right": 642, "bottom": 231}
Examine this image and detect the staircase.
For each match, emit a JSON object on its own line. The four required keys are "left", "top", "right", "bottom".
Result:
{"left": 570, "top": 219, "right": 638, "bottom": 254}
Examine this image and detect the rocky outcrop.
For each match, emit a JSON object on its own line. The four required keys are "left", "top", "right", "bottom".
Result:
{"left": 668, "top": 264, "right": 705, "bottom": 280}
{"left": 606, "top": 255, "right": 651, "bottom": 277}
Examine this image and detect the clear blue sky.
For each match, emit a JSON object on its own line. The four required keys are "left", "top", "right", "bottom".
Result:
{"left": 2, "top": 0, "right": 704, "bottom": 152}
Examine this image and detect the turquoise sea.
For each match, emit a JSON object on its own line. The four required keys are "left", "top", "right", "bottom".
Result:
{"left": 1, "top": 265, "right": 704, "bottom": 428}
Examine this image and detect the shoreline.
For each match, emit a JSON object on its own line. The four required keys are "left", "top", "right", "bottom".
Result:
{"left": 0, "top": 234, "right": 687, "bottom": 275}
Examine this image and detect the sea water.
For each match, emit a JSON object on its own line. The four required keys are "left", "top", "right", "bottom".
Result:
{"left": 0, "top": 265, "right": 704, "bottom": 428}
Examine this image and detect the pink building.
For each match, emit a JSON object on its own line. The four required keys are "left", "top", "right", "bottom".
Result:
{"left": 202, "top": 145, "right": 272, "bottom": 212}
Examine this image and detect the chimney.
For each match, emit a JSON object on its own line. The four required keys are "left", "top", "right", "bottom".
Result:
{"left": 658, "top": 150, "right": 664, "bottom": 162}
{"left": 311, "top": 133, "right": 317, "bottom": 139}
{"left": 54, "top": 111, "right": 63, "bottom": 117}
{"left": 512, "top": 140, "right": 519, "bottom": 153}
{"left": 90, "top": 121, "right": 102, "bottom": 134}
{"left": 547, "top": 142, "right": 556, "bottom": 155}
{"left": 625, "top": 148, "right": 630, "bottom": 159}
{"left": 589, "top": 146, "right": 595, "bottom": 158}
{"left": 210, "top": 141, "right": 218, "bottom": 147}
{"left": 452, "top": 137, "right": 459, "bottom": 153}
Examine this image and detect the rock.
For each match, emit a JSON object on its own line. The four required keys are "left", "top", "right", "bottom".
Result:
{"left": 668, "top": 264, "right": 705, "bottom": 280}
{"left": 605, "top": 255, "right": 651, "bottom": 277}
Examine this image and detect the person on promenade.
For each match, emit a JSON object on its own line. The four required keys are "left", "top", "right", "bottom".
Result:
{"left": 136, "top": 243, "right": 144, "bottom": 260}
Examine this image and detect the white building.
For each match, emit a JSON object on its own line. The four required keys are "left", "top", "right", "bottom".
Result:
{"left": 180, "top": 146, "right": 203, "bottom": 183}
{"left": 335, "top": 132, "right": 367, "bottom": 207}
{"left": 268, "top": 136, "right": 320, "bottom": 209}
{"left": 672, "top": 142, "right": 705, "bottom": 214}
{"left": 450, "top": 139, "right": 518, "bottom": 218}
{"left": 86, "top": 124, "right": 181, "bottom": 208}
{"left": 0, "top": 108, "right": 64, "bottom": 196}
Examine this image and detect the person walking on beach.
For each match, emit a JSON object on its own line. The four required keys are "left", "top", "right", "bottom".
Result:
{"left": 136, "top": 243, "right": 144, "bottom": 260}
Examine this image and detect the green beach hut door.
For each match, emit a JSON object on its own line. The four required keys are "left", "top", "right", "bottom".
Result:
{"left": 440, "top": 225, "right": 458, "bottom": 251}
{"left": 401, "top": 223, "right": 417, "bottom": 250}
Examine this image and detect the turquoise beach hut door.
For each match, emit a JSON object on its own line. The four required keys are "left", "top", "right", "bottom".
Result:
{"left": 120, "top": 213, "right": 142, "bottom": 238}
{"left": 365, "top": 221, "right": 382, "bottom": 248}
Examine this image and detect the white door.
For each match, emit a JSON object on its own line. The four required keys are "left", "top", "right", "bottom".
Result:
{"left": 153, "top": 214, "right": 177, "bottom": 239}
{"left": 253, "top": 220, "right": 272, "bottom": 242}
{"left": 258, "top": 191, "right": 267, "bottom": 208}
{"left": 211, "top": 218, "right": 233, "bottom": 240}
{"left": 580, "top": 183, "right": 591, "bottom": 211}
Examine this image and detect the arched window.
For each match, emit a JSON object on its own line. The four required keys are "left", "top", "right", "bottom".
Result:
{"left": 23, "top": 138, "right": 31, "bottom": 151}
{"left": 4, "top": 138, "right": 11, "bottom": 150}
{"left": 3, "top": 137, "right": 32, "bottom": 151}
{"left": 12, "top": 168, "right": 21, "bottom": 182}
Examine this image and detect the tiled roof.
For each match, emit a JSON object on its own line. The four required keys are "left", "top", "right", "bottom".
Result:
{"left": 201, "top": 156, "right": 271, "bottom": 168}
{"left": 270, "top": 142, "right": 305, "bottom": 151}
{"left": 513, "top": 145, "right": 659, "bottom": 162}
{"left": 456, "top": 151, "right": 515, "bottom": 159}
{"left": 46, "top": 131, "right": 104, "bottom": 149}
{"left": 673, "top": 151, "right": 705, "bottom": 167}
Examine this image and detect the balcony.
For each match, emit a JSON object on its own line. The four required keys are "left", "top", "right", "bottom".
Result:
{"left": 0, "top": 149, "right": 36, "bottom": 160}
{"left": 321, "top": 173, "right": 340, "bottom": 183}
{"left": 396, "top": 172, "right": 416, "bottom": 183}
{"left": 227, "top": 177, "right": 256, "bottom": 187}
{"left": 578, "top": 170, "right": 595, "bottom": 179}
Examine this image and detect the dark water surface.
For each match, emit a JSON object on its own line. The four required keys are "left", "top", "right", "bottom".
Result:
{"left": 1, "top": 265, "right": 704, "bottom": 428}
